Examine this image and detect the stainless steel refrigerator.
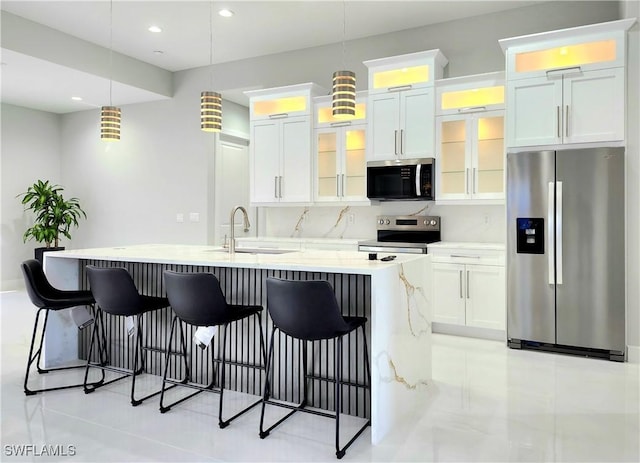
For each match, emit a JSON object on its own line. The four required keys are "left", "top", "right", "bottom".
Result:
{"left": 506, "top": 147, "right": 625, "bottom": 361}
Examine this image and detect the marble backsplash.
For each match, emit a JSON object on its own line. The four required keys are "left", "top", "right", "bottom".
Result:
{"left": 260, "top": 202, "right": 506, "bottom": 243}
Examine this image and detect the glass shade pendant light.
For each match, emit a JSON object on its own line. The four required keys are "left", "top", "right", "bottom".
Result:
{"left": 101, "top": 0, "right": 121, "bottom": 141}
{"left": 201, "top": 1, "right": 222, "bottom": 132}
{"left": 332, "top": 1, "right": 355, "bottom": 118}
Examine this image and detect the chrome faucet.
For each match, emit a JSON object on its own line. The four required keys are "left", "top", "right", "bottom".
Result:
{"left": 229, "top": 206, "right": 250, "bottom": 254}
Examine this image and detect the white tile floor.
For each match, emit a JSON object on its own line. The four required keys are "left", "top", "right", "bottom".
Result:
{"left": 1, "top": 289, "right": 639, "bottom": 462}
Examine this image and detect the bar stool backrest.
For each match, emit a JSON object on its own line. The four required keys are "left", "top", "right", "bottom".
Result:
{"left": 163, "top": 271, "right": 230, "bottom": 326}
{"left": 21, "top": 259, "right": 61, "bottom": 308}
{"left": 266, "top": 278, "right": 350, "bottom": 341}
{"left": 86, "top": 266, "right": 141, "bottom": 316}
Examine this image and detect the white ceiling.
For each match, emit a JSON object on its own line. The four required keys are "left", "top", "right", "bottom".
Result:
{"left": 1, "top": 0, "right": 544, "bottom": 113}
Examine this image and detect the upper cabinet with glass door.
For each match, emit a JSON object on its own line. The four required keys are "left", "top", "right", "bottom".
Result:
{"left": 435, "top": 72, "right": 505, "bottom": 204}
{"left": 313, "top": 93, "right": 369, "bottom": 203}
{"left": 499, "top": 18, "right": 636, "bottom": 148}
{"left": 364, "top": 50, "right": 448, "bottom": 161}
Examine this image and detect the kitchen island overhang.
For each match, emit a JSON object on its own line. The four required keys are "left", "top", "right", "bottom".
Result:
{"left": 42, "top": 244, "right": 432, "bottom": 444}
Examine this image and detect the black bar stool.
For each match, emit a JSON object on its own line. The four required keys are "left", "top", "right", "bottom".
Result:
{"left": 161, "top": 270, "right": 267, "bottom": 428}
{"left": 84, "top": 265, "right": 171, "bottom": 406}
{"left": 259, "top": 277, "right": 371, "bottom": 459}
{"left": 21, "top": 259, "right": 97, "bottom": 395}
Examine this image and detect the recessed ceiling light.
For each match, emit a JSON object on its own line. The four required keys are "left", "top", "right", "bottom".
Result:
{"left": 218, "top": 9, "right": 234, "bottom": 18}
{"left": 148, "top": 25, "right": 162, "bottom": 33}
{"left": 71, "top": 96, "right": 83, "bottom": 101}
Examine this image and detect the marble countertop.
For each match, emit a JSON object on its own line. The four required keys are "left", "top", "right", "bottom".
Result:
{"left": 45, "top": 244, "right": 426, "bottom": 275}
{"left": 427, "top": 241, "right": 505, "bottom": 251}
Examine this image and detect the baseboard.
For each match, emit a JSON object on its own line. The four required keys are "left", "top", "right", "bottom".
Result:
{"left": 432, "top": 322, "right": 506, "bottom": 341}
{"left": 627, "top": 345, "right": 640, "bottom": 364}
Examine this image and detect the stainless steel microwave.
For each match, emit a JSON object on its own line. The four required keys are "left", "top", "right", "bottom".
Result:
{"left": 366, "top": 158, "right": 435, "bottom": 201}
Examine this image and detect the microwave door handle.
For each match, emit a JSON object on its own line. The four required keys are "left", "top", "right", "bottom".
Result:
{"left": 415, "top": 164, "right": 421, "bottom": 196}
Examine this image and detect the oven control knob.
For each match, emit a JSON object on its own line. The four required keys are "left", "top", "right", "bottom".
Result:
{"left": 378, "top": 219, "right": 385, "bottom": 225}
{"left": 385, "top": 219, "right": 391, "bottom": 225}
{"left": 423, "top": 219, "right": 428, "bottom": 225}
{"left": 430, "top": 219, "right": 437, "bottom": 226}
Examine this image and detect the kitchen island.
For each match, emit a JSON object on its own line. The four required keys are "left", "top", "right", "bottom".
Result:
{"left": 43, "top": 244, "right": 431, "bottom": 444}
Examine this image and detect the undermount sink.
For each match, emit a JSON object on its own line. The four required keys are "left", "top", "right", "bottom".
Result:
{"left": 205, "top": 248, "right": 295, "bottom": 255}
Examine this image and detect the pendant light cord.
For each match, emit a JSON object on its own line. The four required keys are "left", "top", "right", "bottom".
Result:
{"left": 109, "top": 0, "right": 113, "bottom": 106}
{"left": 341, "top": 0, "right": 346, "bottom": 69}
{"left": 209, "top": 0, "right": 213, "bottom": 88}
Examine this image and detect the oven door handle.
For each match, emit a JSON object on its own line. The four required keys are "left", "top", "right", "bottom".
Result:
{"left": 358, "top": 245, "right": 426, "bottom": 254}
{"left": 415, "top": 164, "right": 421, "bottom": 196}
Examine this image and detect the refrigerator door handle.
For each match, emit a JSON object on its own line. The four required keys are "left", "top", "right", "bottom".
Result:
{"left": 557, "top": 181, "right": 563, "bottom": 285}
{"left": 548, "top": 182, "right": 555, "bottom": 285}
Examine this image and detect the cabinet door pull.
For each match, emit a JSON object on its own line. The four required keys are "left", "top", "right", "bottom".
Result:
{"left": 400, "top": 129, "right": 404, "bottom": 154}
{"left": 341, "top": 174, "right": 345, "bottom": 197}
{"left": 459, "top": 270, "right": 463, "bottom": 299}
{"left": 388, "top": 84, "right": 412, "bottom": 92}
{"left": 274, "top": 176, "right": 278, "bottom": 199}
{"left": 556, "top": 106, "right": 561, "bottom": 138}
{"left": 451, "top": 254, "right": 481, "bottom": 259}
{"left": 279, "top": 176, "right": 283, "bottom": 198}
{"left": 394, "top": 130, "right": 399, "bottom": 155}
{"left": 330, "top": 121, "right": 352, "bottom": 127}
{"left": 466, "top": 270, "right": 470, "bottom": 299}
{"left": 269, "top": 113, "right": 289, "bottom": 119}
{"left": 465, "top": 169, "right": 470, "bottom": 194}
{"left": 458, "top": 106, "right": 486, "bottom": 113}
{"left": 546, "top": 66, "right": 582, "bottom": 77}
{"left": 472, "top": 167, "right": 476, "bottom": 194}
{"left": 336, "top": 175, "right": 340, "bottom": 197}
{"left": 565, "top": 105, "right": 569, "bottom": 138}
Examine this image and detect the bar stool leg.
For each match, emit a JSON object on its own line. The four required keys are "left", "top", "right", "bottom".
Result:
{"left": 259, "top": 326, "right": 277, "bottom": 438}
{"left": 24, "top": 308, "right": 46, "bottom": 395}
{"left": 335, "top": 336, "right": 344, "bottom": 459}
{"left": 218, "top": 323, "right": 229, "bottom": 428}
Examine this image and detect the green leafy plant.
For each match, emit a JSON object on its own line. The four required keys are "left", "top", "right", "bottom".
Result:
{"left": 18, "top": 180, "right": 87, "bottom": 248}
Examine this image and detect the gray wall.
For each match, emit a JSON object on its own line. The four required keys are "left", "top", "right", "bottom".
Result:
{"left": 1, "top": 104, "right": 61, "bottom": 289}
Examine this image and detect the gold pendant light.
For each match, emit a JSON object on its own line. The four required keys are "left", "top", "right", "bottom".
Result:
{"left": 332, "top": 1, "right": 355, "bottom": 118}
{"left": 101, "top": 0, "right": 121, "bottom": 141}
{"left": 201, "top": 1, "right": 222, "bottom": 132}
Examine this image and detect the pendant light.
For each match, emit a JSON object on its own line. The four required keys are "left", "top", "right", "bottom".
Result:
{"left": 201, "top": 1, "right": 222, "bottom": 132}
{"left": 332, "top": 1, "right": 355, "bottom": 118}
{"left": 101, "top": 0, "right": 121, "bottom": 141}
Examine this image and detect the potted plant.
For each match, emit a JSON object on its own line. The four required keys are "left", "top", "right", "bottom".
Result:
{"left": 18, "top": 180, "right": 87, "bottom": 263}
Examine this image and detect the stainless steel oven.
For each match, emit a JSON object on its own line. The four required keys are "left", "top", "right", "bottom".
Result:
{"left": 358, "top": 215, "right": 441, "bottom": 254}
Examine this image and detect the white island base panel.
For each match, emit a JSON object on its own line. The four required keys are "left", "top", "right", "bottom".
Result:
{"left": 43, "top": 245, "right": 431, "bottom": 445}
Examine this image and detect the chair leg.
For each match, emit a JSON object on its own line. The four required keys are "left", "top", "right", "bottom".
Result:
{"left": 256, "top": 313, "right": 269, "bottom": 399}
{"left": 160, "top": 316, "right": 180, "bottom": 412}
{"left": 259, "top": 326, "right": 277, "bottom": 439}
{"left": 335, "top": 337, "right": 344, "bottom": 459}
{"left": 301, "top": 340, "right": 309, "bottom": 407}
{"left": 24, "top": 308, "right": 45, "bottom": 395}
{"left": 130, "top": 313, "right": 163, "bottom": 406}
{"left": 218, "top": 324, "right": 229, "bottom": 428}
{"left": 84, "top": 309, "right": 105, "bottom": 393}
{"left": 34, "top": 309, "right": 50, "bottom": 374}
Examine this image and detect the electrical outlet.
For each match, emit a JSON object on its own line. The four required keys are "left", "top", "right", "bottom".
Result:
{"left": 189, "top": 212, "right": 200, "bottom": 223}
{"left": 348, "top": 213, "right": 355, "bottom": 224}
{"left": 484, "top": 214, "right": 490, "bottom": 225}
{"left": 176, "top": 213, "right": 184, "bottom": 223}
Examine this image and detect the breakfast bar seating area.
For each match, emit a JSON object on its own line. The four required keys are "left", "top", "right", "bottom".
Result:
{"left": 38, "top": 244, "right": 431, "bottom": 450}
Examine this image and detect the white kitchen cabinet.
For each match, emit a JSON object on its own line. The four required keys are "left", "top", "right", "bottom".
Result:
{"left": 506, "top": 67, "right": 624, "bottom": 147}
{"left": 246, "top": 83, "right": 327, "bottom": 205}
{"left": 499, "top": 18, "right": 635, "bottom": 149}
{"left": 364, "top": 49, "right": 447, "bottom": 161}
{"left": 367, "top": 88, "right": 435, "bottom": 161}
{"left": 430, "top": 246, "right": 505, "bottom": 331}
{"left": 313, "top": 94, "right": 369, "bottom": 203}
{"left": 436, "top": 111, "right": 505, "bottom": 203}
{"left": 251, "top": 117, "right": 311, "bottom": 203}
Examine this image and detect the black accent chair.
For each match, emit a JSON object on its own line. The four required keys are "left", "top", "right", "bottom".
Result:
{"left": 161, "top": 270, "right": 267, "bottom": 428}
{"left": 84, "top": 265, "right": 171, "bottom": 406}
{"left": 21, "top": 259, "right": 96, "bottom": 395}
{"left": 259, "top": 277, "right": 371, "bottom": 459}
